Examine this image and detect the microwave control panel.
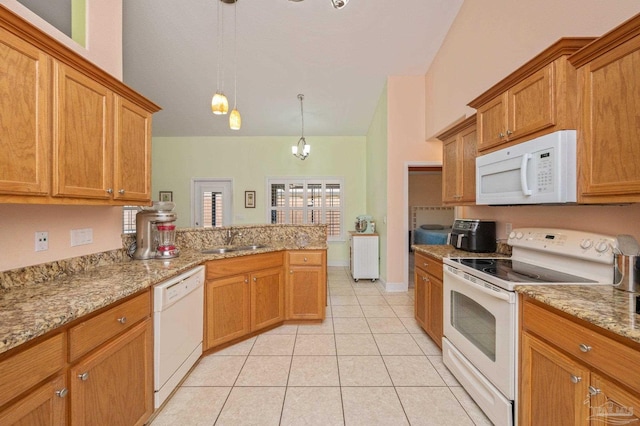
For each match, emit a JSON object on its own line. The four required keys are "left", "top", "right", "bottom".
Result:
{"left": 536, "top": 150, "right": 554, "bottom": 193}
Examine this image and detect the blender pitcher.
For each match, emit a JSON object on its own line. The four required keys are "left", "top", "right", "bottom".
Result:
{"left": 156, "top": 224, "right": 177, "bottom": 257}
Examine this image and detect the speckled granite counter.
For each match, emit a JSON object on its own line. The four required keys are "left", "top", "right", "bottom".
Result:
{"left": 517, "top": 285, "right": 640, "bottom": 345}
{"left": 411, "top": 244, "right": 510, "bottom": 260}
{"left": 0, "top": 242, "right": 326, "bottom": 356}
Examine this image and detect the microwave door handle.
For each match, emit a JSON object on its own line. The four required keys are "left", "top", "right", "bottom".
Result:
{"left": 520, "top": 153, "right": 533, "bottom": 196}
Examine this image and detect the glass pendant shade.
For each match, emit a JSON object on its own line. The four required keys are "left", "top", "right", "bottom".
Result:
{"left": 211, "top": 92, "right": 229, "bottom": 115}
{"left": 229, "top": 108, "right": 241, "bottom": 130}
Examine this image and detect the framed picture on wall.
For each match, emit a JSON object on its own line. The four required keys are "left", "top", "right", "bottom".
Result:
{"left": 159, "top": 191, "right": 173, "bottom": 202}
{"left": 245, "top": 191, "right": 256, "bottom": 208}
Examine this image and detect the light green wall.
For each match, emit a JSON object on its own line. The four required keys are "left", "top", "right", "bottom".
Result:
{"left": 71, "top": 0, "right": 85, "bottom": 47}
{"left": 365, "top": 85, "right": 388, "bottom": 281}
{"left": 152, "top": 136, "right": 367, "bottom": 265}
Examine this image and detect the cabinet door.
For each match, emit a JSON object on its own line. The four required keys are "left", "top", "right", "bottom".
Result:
{"left": 287, "top": 265, "right": 325, "bottom": 320}
{"left": 69, "top": 319, "right": 153, "bottom": 426}
{"left": 577, "top": 36, "right": 640, "bottom": 203}
{"left": 251, "top": 267, "right": 284, "bottom": 331}
{"left": 588, "top": 373, "right": 640, "bottom": 425}
{"left": 458, "top": 125, "right": 477, "bottom": 204}
{"left": 53, "top": 62, "right": 113, "bottom": 199}
{"left": 204, "top": 274, "right": 250, "bottom": 350}
{"left": 414, "top": 268, "right": 428, "bottom": 330}
{"left": 426, "top": 274, "right": 443, "bottom": 348}
{"left": 477, "top": 94, "right": 507, "bottom": 151}
{"left": 520, "top": 332, "right": 590, "bottom": 426}
{"left": 0, "top": 375, "right": 66, "bottom": 426}
{"left": 113, "top": 96, "right": 151, "bottom": 202}
{"left": 0, "top": 28, "right": 50, "bottom": 196}
{"left": 441, "top": 135, "right": 460, "bottom": 203}
{"left": 508, "top": 65, "right": 555, "bottom": 141}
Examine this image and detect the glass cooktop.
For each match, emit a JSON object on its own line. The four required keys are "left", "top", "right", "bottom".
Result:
{"left": 449, "top": 258, "right": 597, "bottom": 283}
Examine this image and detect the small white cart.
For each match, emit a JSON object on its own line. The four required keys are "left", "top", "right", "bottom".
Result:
{"left": 349, "top": 232, "right": 379, "bottom": 282}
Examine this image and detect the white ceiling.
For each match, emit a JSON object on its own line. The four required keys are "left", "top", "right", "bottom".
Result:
{"left": 122, "top": 0, "right": 463, "bottom": 137}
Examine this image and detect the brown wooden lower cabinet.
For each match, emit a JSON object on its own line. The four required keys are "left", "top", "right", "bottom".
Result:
{"left": 520, "top": 297, "right": 640, "bottom": 425}
{"left": 250, "top": 267, "right": 284, "bottom": 331}
{"left": 286, "top": 250, "right": 327, "bottom": 320}
{"left": 0, "top": 375, "right": 67, "bottom": 425}
{"left": 413, "top": 252, "right": 443, "bottom": 348}
{"left": 205, "top": 274, "right": 251, "bottom": 348}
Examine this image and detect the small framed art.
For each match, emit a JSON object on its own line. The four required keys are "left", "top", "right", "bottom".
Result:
{"left": 245, "top": 191, "right": 256, "bottom": 208}
{"left": 159, "top": 191, "right": 173, "bottom": 202}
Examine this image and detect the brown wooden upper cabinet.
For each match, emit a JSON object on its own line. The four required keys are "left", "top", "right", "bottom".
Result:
{"left": 0, "top": 7, "right": 160, "bottom": 205}
{"left": 468, "top": 38, "right": 594, "bottom": 153}
{"left": 569, "top": 13, "right": 640, "bottom": 203}
{"left": 437, "top": 115, "right": 477, "bottom": 205}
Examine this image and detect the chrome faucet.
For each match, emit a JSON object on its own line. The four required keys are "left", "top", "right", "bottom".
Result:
{"left": 225, "top": 229, "right": 241, "bottom": 245}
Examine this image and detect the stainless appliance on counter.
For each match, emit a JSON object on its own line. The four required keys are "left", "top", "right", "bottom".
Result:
{"left": 446, "top": 219, "right": 496, "bottom": 253}
{"left": 442, "top": 228, "right": 616, "bottom": 426}
{"left": 355, "top": 215, "right": 375, "bottom": 234}
{"left": 133, "top": 202, "right": 179, "bottom": 260}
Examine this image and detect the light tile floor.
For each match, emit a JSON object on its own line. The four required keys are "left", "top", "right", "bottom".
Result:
{"left": 151, "top": 267, "right": 493, "bottom": 426}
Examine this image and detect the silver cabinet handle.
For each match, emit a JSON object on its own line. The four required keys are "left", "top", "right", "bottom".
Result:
{"left": 106, "top": 188, "right": 113, "bottom": 194}
{"left": 570, "top": 375, "right": 582, "bottom": 384}
{"left": 304, "top": 257, "right": 308, "bottom": 262}
{"left": 579, "top": 344, "right": 592, "bottom": 353}
{"left": 244, "top": 278, "right": 248, "bottom": 283}
{"left": 56, "top": 388, "right": 68, "bottom": 398}
{"left": 499, "top": 132, "right": 505, "bottom": 138}
{"left": 78, "top": 372, "right": 89, "bottom": 381}
{"left": 253, "top": 277, "right": 257, "bottom": 282}
{"left": 506, "top": 130, "right": 513, "bottom": 136}
{"left": 117, "top": 316, "right": 127, "bottom": 324}
{"left": 588, "top": 386, "right": 601, "bottom": 396}
{"left": 423, "top": 263, "right": 428, "bottom": 268}
{"left": 118, "top": 189, "right": 125, "bottom": 194}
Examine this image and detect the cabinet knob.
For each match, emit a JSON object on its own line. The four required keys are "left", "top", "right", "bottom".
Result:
{"left": 118, "top": 189, "right": 125, "bottom": 194}
{"left": 506, "top": 130, "right": 513, "bottom": 136}
{"left": 253, "top": 277, "right": 257, "bottom": 282}
{"left": 106, "top": 188, "right": 113, "bottom": 194}
{"left": 588, "top": 386, "right": 601, "bottom": 396}
{"left": 244, "top": 278, "right": 249, "bottom": 283}
{"left": 579, "top": 343, "right": 592, "bottom": 353}
{"left": 570, "top": 375, "right": 582, "bottom": 384}
{"left": 117, "top": 316, "right": 127, "bottom": 324}
{"left": 56, "top": 388, "right": 68, "bottom": 398}
{"left": 78, "top": 372, "right": 89, "bottom": 381}
{"left": 304, "top": 257, "right": 308, "bottom": 262}
{"left": 499, "top": 132, "right": 505, "bottom": 138}
{"left": 290, "top": 270, "right": 293, "bottom": 274}
{"left": 423, "top": 263, "right": 428, "bottom": 268}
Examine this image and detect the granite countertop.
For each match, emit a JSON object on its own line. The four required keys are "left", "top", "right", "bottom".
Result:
{"left": 517, "top": 285, "right": 640, "bottom": 345}
{"left": 411, "top": 244, "right": 508, "bottom": 260}
{"left": 0, "top": 244, "right": 326, "bottom": 356}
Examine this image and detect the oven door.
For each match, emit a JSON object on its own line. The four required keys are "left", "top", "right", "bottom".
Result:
{"left": 443, "top": 265, "right": 516, "bottom": 399}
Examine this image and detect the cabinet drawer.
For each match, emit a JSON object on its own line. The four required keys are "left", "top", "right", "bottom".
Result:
{"left": 69, "top": 291, "right": 150, "bottom": 362}
{"left": 0, "top": 333, "right": 65, "bottom": 408}
{"left": 288, "top": 251, "right": 324, "bottom": 266}
{"left": 523, "top": 300, "right": 640, "bottom": 393}
{"left": 207, "top": 251, "right": 284, "bottom": 280}
{"left": 414, "top": 252, "right": 443, "bottom": 281}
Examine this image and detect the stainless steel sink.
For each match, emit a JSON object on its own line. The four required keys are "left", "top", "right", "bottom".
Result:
{"left": 201, "top": 244, "right": 268, "bottom": 254}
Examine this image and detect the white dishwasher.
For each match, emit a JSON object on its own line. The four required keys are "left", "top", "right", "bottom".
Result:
{"left": 153, "top": 265, "right": 204, "bottom": 409}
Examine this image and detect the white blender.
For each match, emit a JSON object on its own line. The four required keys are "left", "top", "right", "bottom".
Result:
{"left": 355, "top": 215, "right": 375, "bottom": 233}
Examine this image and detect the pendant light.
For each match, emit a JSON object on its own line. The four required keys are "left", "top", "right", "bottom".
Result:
{"left": 211, "top": 0, "right": 228, "bottom": 115}
{"left": 229, "top": 0, "right": 241, "bottom": 130}
{"left": 292, "top": 94, "right": 310, "bottom": 160}
{"left": 331, "top": 0, "right": 349, "bottom": 9}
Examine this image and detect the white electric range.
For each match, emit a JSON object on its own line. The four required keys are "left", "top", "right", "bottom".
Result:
{"left": 441, "top": 228, "right": 617, "bottom": 426}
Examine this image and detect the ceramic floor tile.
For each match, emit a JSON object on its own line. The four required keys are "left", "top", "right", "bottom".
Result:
{"left": 150, "top": 386, "right": 230, "bottom": 426}
{"left": 297, "top": 320, "right": 334, "bottom": 334}
{"left": 411, "top": 332, "right": 443, "bottom": 355}
{"left": 234, "top": 355, "right": 292, "bottom": 386}
{"left": 428, "top": 355, "right": 461, "bottom": 386}
{"left": 264, "top": 324, "right": 299, "bottom": 335}
{"left": 356, "top": 295, "right": 389, "bottom": 306}
{"left": 324, "top": 305, "right": 333, "bottom": 318}
{"left": 366, "top": 317, "right": 408, "bottom": 334}
{"left": 294, "top": 334, "right": 336, "bottom": 355}
{"left": 373, "top": 334, "right": 423, "bottom": 355}
{"left": 383, "top": 355, "right": 446, "bottom": 386}
{"left": 250, "top": 334, "right": 296, "bottom": 355}
{"left": 288, "top": 356, "right": 340, "bottom": 386}
{"left": 281, "top": 387, "right": 344, "bottom": 426}
{"left": 331, "top": 305, "right": 364, "bottom": 318}
{"left": 396, "top": 387, "right": 474, "bottom": 426}
{"left": 383, "top": 295, "right": 414, "bottom": 306}
{"left": 335, "top": 333, "right": 380, "bottom": 355}
{"left": 342, "top": 387, "right": 409, "bottom": 426}
{"left": 361, "top": 305, "right": 397, "bottom": 318}
{"left": 337, "top": 355, "right": 392, "bottom": 386}
{"left": 216, "top": 387, "right": 285, "bottom": 426}
{"left": 399, "top": 316, "right": 425, "bottom": 333}
{"left": 330, "top": 295, "right": 360, "bottom": 306}
{"left": 212, "top": 336, "right": 256, "bottom": 356}
{"left": 333, "top": 317, "right": 371, "bottom": 334}
{"left": 392, "top": 305, "right": 415, "bottom": 318}
{"left": 353, "top": 287, "right": 382, "bottom": 296}
{"left": 449, "top": 386, "right": 494, "bottom": 426}
{"left": 329, "top": 287, "right": 356, "bottom": 296}
{"left": 182, "top": 355, "right": 245, "bottom": 386}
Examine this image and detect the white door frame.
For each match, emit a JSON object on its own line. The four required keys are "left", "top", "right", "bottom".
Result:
{"left": 191, "top": 178, "right": 233, "bottom": 227}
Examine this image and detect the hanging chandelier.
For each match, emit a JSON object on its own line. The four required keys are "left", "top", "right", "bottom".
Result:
{"left": 292, "top": 94, "right": 310, "bottom": 160}
{"left": 229, "top": 0, "right": 241, "bottom": 129}
{"left": 211, "top": 0, "right": 229, "bottom": 115}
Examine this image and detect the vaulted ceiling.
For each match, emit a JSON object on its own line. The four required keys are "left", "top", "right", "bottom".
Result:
{"left": 122, "top": 0, "right": 463, "bottom": 137}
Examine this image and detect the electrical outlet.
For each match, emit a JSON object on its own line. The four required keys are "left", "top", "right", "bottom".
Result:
{"left": 35, "top": 231, "right": 48, "bottom": 252}
{"left": 505, "top": 223, "right": 513, "bottom": 236}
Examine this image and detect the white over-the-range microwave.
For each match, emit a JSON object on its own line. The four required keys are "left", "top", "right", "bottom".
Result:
{"left": 476, "top": 130, "right": 577, "bottom": 205}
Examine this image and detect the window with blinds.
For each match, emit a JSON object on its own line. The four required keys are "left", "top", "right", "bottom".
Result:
{"left": 202, "top": 191, "right": 223, "bottom": 228}
{"left": 123, "top": 206, "right": 138, "bottom": 234}
{"left": 268, "top": 178, "right": 344, "bottom": 241}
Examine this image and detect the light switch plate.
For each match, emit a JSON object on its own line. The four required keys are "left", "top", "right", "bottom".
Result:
{"left": 71, "top": 228, "right": 93, "bottom": 247}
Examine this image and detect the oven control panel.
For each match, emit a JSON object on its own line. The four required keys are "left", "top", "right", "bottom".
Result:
{"left": 508, "top": 228, "right": 616, "bottom": 263}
